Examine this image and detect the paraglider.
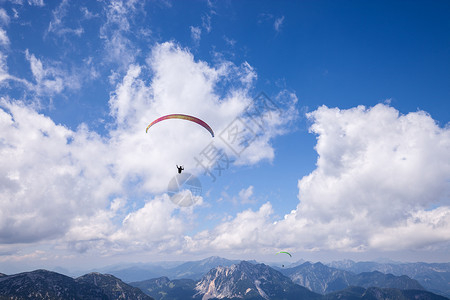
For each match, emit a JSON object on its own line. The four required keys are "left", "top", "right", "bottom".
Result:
{"left": 176, "top": 165, "right": 184, "bottom": 174}
{"left": 146, "top": 114, "right": 214, "bottom": 137}
{"left": 276, "top": 251, "right": 292, "bottom": 268}
{"left": 276, "top": 251, "right": 292, "bottom": 257}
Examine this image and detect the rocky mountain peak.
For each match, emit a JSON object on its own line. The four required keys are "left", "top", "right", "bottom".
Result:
{"left": 194, "top": 260, "right": 318, "bottom": 300}
{"left": 77, "top": 272, "right": 153, "bottom": 300}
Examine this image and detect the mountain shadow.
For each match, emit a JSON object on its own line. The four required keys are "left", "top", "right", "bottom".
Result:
{"left": 0, "top": 269, "right": 154, "bottom": 300}
{"left": 77, "top": 272, "right": 153, "bottom": 300}
{"left": 0, "top": 269, "right": 108, "bottom": 300}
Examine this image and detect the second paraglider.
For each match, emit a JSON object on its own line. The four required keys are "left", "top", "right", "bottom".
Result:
{"left": 276, "top": 251, "right": 292, "bottom": 268}
{"left": 276, "top": 251, "right": 292, "bottom": 257}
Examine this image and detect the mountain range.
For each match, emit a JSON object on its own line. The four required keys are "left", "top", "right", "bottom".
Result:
{"left": 96, "top": 256, "right": 243, "bottom": 283}
{"left": 129, "top": 261, "right": 448, "bottom": 300}
{"left": 1, "top": 257, "right": 449, "bottom": 300}
{"left": 193, "top": 261, "right": 319, "bottom": 299}
{"left": 327, "top": 260, "right": 450, "bottom": 297}
{"left": 0, "top": 269, "right": 153, "bottom": 300}
{"left": 281, "top": 262, "right": 424, "bottom": 294}
{"left": 96, "top": 256, "right": 449, "bottom": 298}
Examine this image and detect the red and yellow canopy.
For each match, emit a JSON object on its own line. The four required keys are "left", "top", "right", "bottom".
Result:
{"left": 146, "top": 114, "right": 214, "bottom": 137}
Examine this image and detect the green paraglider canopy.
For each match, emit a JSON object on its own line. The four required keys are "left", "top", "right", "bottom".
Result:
{"left": 276, "top": 251, "right": 292, "bottom": 257}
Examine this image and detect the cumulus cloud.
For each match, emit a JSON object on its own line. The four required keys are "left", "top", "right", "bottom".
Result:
{"left": 183, "top": 104, "right": 450, "bottom": 253}
{"left": 294, "top": 104, "right": 449, "bottom": 251}
{"left": 0, "top": 98, "right": 118, "bottom": 244}
{"left": 3, "top": 25, "right": 448, "bottom": 258}
{"left": 369, "top": 207, "right": 450, "bottom": 250}
{"left": 107, "top": 42, "right": 294, "bottom": 193}
{"left": 1, "top": 41, "right": 295, "bottom": 255}
{"left": 110, "top": 195, "right": 188, "bottom": 252}
{"left": 186, "top": 203, "right": 275, "bottom": 253}
{"left": 299, "top": 105, "right": 449, "bottom": 225}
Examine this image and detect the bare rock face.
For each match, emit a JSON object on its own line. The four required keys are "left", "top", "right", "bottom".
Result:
{"left": 194, "top": 261, "right": 320, "bottom": 300}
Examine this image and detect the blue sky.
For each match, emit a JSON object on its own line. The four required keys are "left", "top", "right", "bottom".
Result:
{"left": 0, "top": 0, "right": 449, "bottom": 273}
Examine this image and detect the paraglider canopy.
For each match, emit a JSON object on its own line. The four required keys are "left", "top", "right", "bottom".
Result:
{"left": 146, "top": 114, "right": 214, "bottom": 137}
{"left": 276, "top": 251, "right": 292, "bottom": 257}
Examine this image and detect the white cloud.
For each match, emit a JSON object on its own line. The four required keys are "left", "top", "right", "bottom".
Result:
{"left": 202, "top": 14, "right": 212, "bottom": 33}
{"left": 223, "top": 36, "right": 236, "bottom": 47}
{"left": 80, "top": 6, "right": 98, "bottom": 19}
{"left": 0, "top": 28, "right": 10, "bottom": 46}
{"left": 0, "top": 51, "right": 30, "bottom": 86}
{"left": 12, "top": 8, "right": 19, "bottom": 19}
{"left": 0, "top": 98, "right": 118, "bottom": 244}
{"left": 258, "top": 13, "right": 285, "bottom": 33}
{"left": 28, "top": 0, "right": 44, "bottom": 7}
{"left": 299, "top": 104, "right": 449, "bottom": 224}
{"left": 102, "top": 0, "right": 133, "bottom": 32}
{"left": 0, "top": 52, "right": 9, "bottom": 81}
{"left": 110, "top": 195, "right": 188, "bottom": 252}
{"left": 47, "top": 0, "right": 66, "bottom": 32}
{"left": 107, "top": 42, "right": 255, "bottom": 193}
{"left": 1, "top": 41, "right": 297, "bottom": 256}
{"left": 274, "top": 16, "right": 284, "bottom": 32}
{"left": 47, "top": 0, "right": 83, "bottom": 37}
{"left": 0, "top": 9, "right": 10, "bottom": 25}
{"left": 283, "top": 104, "right": 450, "bottom": 252}
{"left": 25, "top": 50, "right": 80, "bottom": 95}
{"left": 239, "top": 186, "right": 255, "bottom": 204}
{"left": 231, "top": 90, "right": 298, "bottom": 165}
{"left": 183, "top": 104, "right": 450, "bottom": 254}
{"left": 2, "top": 48, "right": 89, "bottom": 99}
{"left": 99, "top": 42, "right": 295, "bottom": 251}
{"left": 369, "top": 207, "right": 450, "bottom": 250}
{"left": 108, "top": 64, "right": 147, "bottom": 125}
{"left": 99, "top": 0, "right": 142, "bottom": 71}
{"left": 190, "top": 26, "right": 202, "bottom": 42}
{"left": 186, "top": 203, "right": 275, "bottom": 253}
